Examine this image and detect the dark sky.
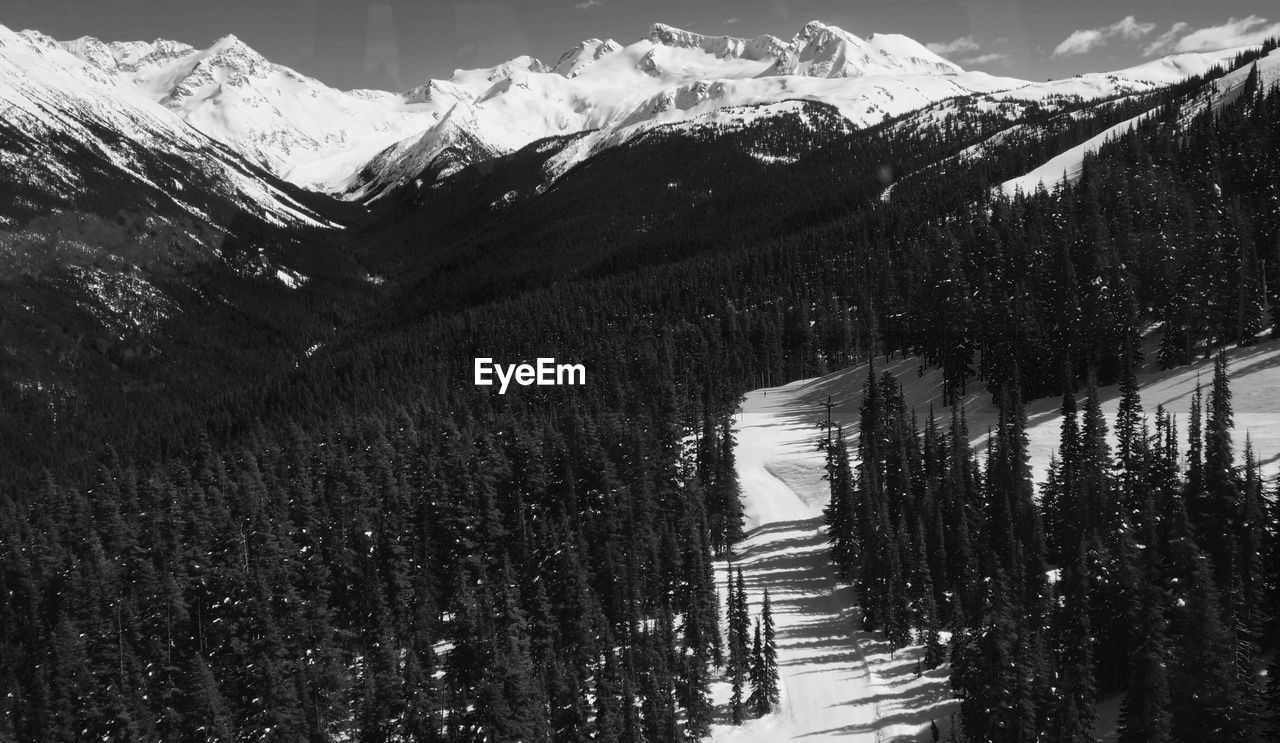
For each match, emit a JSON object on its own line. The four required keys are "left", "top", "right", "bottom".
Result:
{"left": 6, "top": 0, "right": 1278, "bottom": 90}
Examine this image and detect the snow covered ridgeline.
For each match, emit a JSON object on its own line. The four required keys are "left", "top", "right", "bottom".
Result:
{"left": 325, "top": 20, "right": 1264, "bottom": 202}
{"left": 4, "top": 18, "right": 990, "bottom": 198}
{"left": 9, "top": 16, "right": 1230, "bottom": 201}
{"left": 343, "top": 20, "right": 1026, "bottom": 201}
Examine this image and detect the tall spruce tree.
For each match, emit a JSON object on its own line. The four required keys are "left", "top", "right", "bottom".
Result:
{"left": 1199, "top": 352, "right": 1240, "bottom": 593}
{"left": 1118, "top": 581, "right": 1173, "bottom": 743}
{"left": 1052, "top": 542, "right": 1097, "bottom": 743}
{"left": 760, "top": 590, "right": 780, "bottom": 709}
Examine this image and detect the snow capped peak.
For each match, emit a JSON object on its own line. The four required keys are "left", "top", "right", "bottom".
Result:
{"left": 402, "top": 79, "right": 471, "bottom": 105}
{"left": 646, "top": 23, "right": 693, "bottom": 45}
{"left": 646, "top": 22, "right": 788, "bottom": 62}
{"left": 59, "top": 35, "right": 116, "bottom": 70}
{"left": 16, "top": 28, "right": 59, "bottom": 52}
{"left": 552, "top": 38, "right": 622, "bottom": 77}
{"left": 767, "top": 20, "right": 962, "bottom": 78}
{"left": 867, "top": 33, "right": 961, "bottom": 74}
{"left": 798, "top": 19, "right": 840, "bottom": 38}
{"left": 59, "top": 36, "right": 198, "bottom": 75}
{"left": 39, "top": 28, "right": 451, "bottom": 190}
{"left": 193, "top": 33, "right": 269, "bottom": 75}
{"left": 0, "top": 23, "right": 336, "bottom": 228}
{"left": 110, "top": 38, "right": 196, "bottom": 70}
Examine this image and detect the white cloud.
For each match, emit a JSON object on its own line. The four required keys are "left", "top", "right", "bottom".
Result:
{"left": 962, "top": 52, "right": 1011, "bottom": 66}
{"left": 1054, "top": 29, "right": 1104, "bottom": 56}
{"left": 1145, "top": 15, "right": 1280, "bottom": 56}
{"left": 927, "top": 35, "right": 981, "bottom": 56}
{"left": 1053, "top": 15, "right": 1156, "bottom": 56}
{"left": 724, "top": 18, "right": 739, "bottom": 25}
{"left": 1142, "top": 22, "right": 1190, "bottom": 56}
{"left": 927, "top": 37, "right": 1012, "bottom": 67}
{"left": 573, "top": 0, "right": 603, "bottom": 9}
{"left": 1111, "top": 16, "right": 1158, "bottom": 40}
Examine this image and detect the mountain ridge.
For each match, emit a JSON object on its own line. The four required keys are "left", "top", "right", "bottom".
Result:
{"left": 9, "top": 19, "right": 1257, "bottom": 202}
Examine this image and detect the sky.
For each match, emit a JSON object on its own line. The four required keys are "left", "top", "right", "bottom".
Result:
{"left": 6, "top": 0, "right": 1280, "bottom": 90}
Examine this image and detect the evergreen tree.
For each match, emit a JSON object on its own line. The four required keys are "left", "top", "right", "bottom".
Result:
{"left": 725, "top": 564, "right": 747, "bottom": 725}
{"left": 1052, "top": 543, "right": 1096, "bottom": 743}
{"left": 746, "top": 619, "right": 771, "bottom": 718}
{"left": 824, "top": 426, "right": 859, "bottom": 580}
{"left": 760, "top": 590, "right": 780, "bottom": 708}
{"left": 1198, "top": 352, "right": 1240, "bottom": 593}
{"left": 1118, "top": 582, "right": 1173, "bottom": 743}
{"left": 1170, "top": 554, "right": 1243, "bottom": 742}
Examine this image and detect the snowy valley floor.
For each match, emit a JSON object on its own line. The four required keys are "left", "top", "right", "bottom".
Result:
{"left": 708, "top": 337, "right": 1280, "bottom": 741}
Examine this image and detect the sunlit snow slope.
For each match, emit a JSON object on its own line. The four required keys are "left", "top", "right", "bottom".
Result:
{"left": 709, "top": 379, "right": 956, "bottom": 742}
{"left": 711, "top": 336, "right": 1280, "bottom": 741}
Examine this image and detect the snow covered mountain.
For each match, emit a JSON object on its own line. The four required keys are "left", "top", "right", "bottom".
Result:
{"left": 347, "top": 21, "right": 1026, "bottom": 201}
{"left": 4, "top": 18, "right": 1260, "bottom": 208}
{"left": 54, "top": 31, "right": 449, "bottom": 190}
{"left": 346, "top": 20, "right": 1248, "bottom": 203}
{"left": 0, "top": 25, "right": 336, "bottom": 231}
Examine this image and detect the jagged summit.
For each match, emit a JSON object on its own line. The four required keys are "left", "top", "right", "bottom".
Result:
{"left": 764, "top": 20, "right": 962, "bottom": 78}
{"left": 638, "top": 20, "right": 961, "bottom": 78}
{"left": 553, "top": 38, "right": 623, "bottom": 78}
{"left": 646, "top": 22, "right": 789, "bottom": 62}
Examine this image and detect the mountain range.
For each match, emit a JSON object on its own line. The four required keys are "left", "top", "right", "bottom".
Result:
{"left": 2, "top": 19, "right": 1250, "bottom": 207}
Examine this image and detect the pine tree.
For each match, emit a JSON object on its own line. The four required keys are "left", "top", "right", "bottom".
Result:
{"left": 1115, "top": 351, "right": 1145, "bottom": 511}
{"left": 594, "top": 652, "right": 623, "bottom": 743}
{"left": 746, "top": 619, "right": 770, "bottom": 718}
{"left": 824, "top": 426, "right": 859, "bottom": 579}
{"left": 760, "top": 590, "right": 780, "bottom": 708}
{"left": 1118, "top": 582, "right": 1172, "bottom": 743}
{"left": 1170, "top": 553, "right": 1242, "bottom": 741}
{"left": 725, "top": 564, "right": 747, "bottom": 725}
{"left": 1198, "top": 352, "right": 1243, "bottom": 595}
{"left": 678, "top": 648, "right": 713, "bottom": 739}
{"left": 953, "top": 567, "right": 1020, "bottom": 743}
{"left": 1052, "top": 543, "right": 1096, "bottom": 743}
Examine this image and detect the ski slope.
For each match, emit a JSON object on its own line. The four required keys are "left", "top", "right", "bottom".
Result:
{"left": 708, "top": 378, "right": 958, "bottom": 742}
{"left": 710, "top": 337, "right": 1280, "bottom": 741}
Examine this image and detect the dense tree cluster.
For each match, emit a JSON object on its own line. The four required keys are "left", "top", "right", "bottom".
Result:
{"left": 1, "top": 330, "right": 741, "bottom": 741}
{"left": 824, "top": 351, "right": 1280, "bottom": 741}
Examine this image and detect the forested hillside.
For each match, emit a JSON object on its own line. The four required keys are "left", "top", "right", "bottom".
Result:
{"left": 1, "top": 39, "right": 1279, "bottom": 743}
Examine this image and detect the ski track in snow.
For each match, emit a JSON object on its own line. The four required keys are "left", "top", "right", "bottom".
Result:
{"left": 708, "top": 378, "right": 957, "bottom": 742}
{"left": 709, "top": 336, "right": 1280, "bottom": 741}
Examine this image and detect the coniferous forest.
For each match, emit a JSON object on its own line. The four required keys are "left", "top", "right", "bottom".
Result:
{"left": 2, "top": 28, "right": 1280, "bottom": 743}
